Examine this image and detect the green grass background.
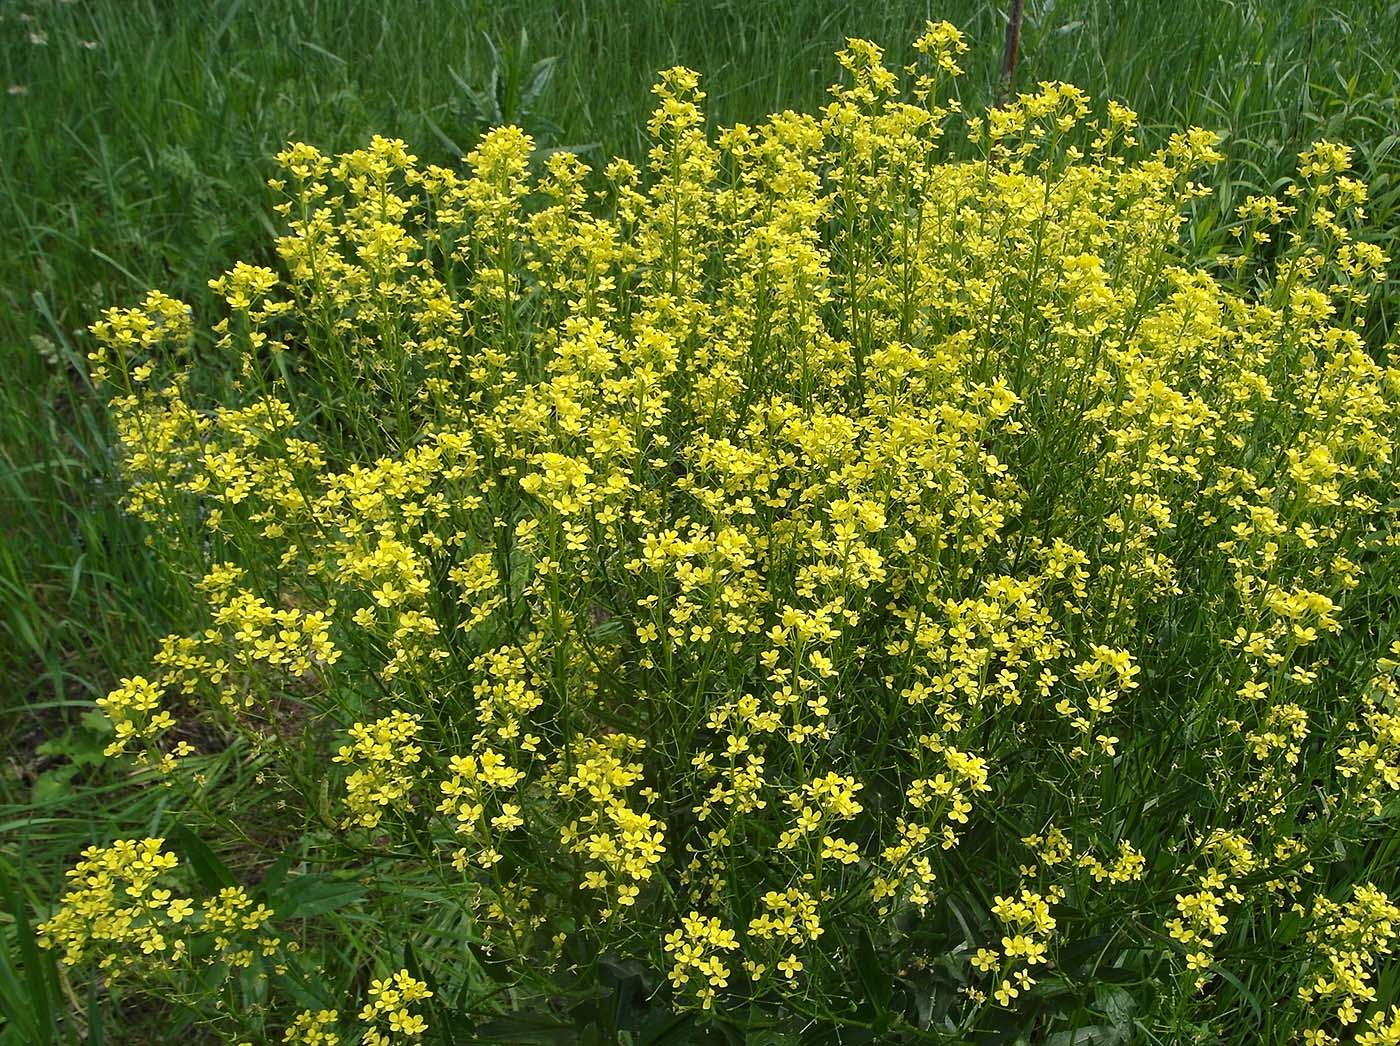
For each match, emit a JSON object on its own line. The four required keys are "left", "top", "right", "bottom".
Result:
{"left": 1, "top": 0, "right": 1397, "bottom": 1038}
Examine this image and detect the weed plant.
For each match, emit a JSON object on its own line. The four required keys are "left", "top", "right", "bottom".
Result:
{"left": 4, "top": 3, "right": 1400, "bottom": 1043}
{"left": 21, "top": 22, "right": 1400, "bottom": 1044}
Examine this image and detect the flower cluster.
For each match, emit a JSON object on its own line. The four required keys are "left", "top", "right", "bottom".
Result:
{"left": 358, "top": 970, "right": 432, "bottom": 1045}
{"left": 664, "top": 912, "right": 740, "bottom": 1010}
{"left": 972, "top": 888, "right": 1059, "bottom": 1008}
{"left": 1298, "top": 884, "right": 1400, "bottom": 1040}
{"left": 557, "top": 735, "right": 667, "bottom": 914}
{"left": 37, "top": 838, "right": 189, "bottom": 971}
{"left": 283, "top": 1009, "right": 340, "bottom": 1045}
{"left": 97, "top": 675, "right": 191, "bottom": 772}
{"left": 37, "top": 839, "right": 278, "bottom": 981}
{"left": 335, "top": 710, "right": 425, "bottom": 829}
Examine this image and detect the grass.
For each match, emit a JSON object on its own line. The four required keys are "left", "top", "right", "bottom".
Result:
{"left": 1, "top": 0, "right": 1398, "bottom": 1040}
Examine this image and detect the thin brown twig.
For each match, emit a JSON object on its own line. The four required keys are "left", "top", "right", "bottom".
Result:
{"left": 997, "top": 0, "right": 1027, "bottom": 107}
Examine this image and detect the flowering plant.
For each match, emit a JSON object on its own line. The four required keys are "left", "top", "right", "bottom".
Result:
{"left": 44, "top": 23, "right": 1400, "bottom": 1043}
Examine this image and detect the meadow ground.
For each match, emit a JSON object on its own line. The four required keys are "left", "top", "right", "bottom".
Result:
{"left": 1, "top": 1, "right": 1399, "bottom": 1042}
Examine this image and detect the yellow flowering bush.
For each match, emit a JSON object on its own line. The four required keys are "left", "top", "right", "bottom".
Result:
{"left": 43, "top": 22, "right": 1400, "bottom": 1041}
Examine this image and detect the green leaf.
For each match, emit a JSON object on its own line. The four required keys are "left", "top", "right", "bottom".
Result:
{"left": 639, "top": 1010, "right": 702, "bottom": 1046}
{"left": 853, "top": 929, "right": 893, "bottom": 1032}
{"left": 172, "top": 824, "right": 236, "bottom": 892}
{"left": 470, "top": 1013, "right": 578, "bottom": 1044}
{"left": 257, "top": 853, "right": 294, "bottom": 900}
{"left": 0, "top": 874, "right": 54, "bottom": 1042}
{"left": 0, "top": 939, "right": 41, "bottom": 1042}
{"left": 31, "top": 764, "right": 81, "bottom": 805}
{"left": 276, "top": 875, "right": 366, "bottom": 919}
{"left": 86, "top": 977, "right": 106, "bottom": 1046}
{"left": 403, "top": 941, "right": 455, "bottom": 1046}
{"left": 1046, "top": 1026, "right": 1130, "bottom": 1046}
